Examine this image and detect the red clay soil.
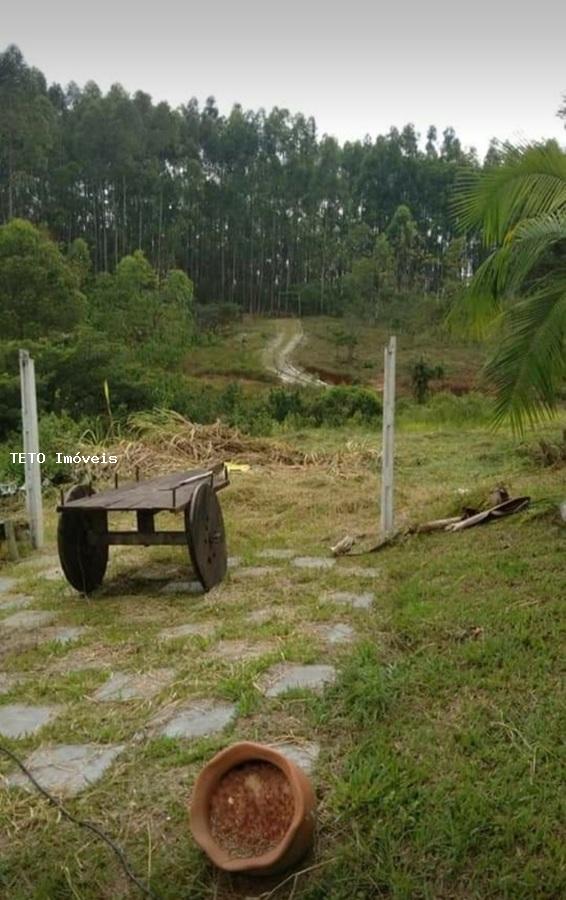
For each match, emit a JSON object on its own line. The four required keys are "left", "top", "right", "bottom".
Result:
{"left": 209, "top": 760, "right": 295, "bottom": 859}
{"left": 304, "top": 365, "right": 353, "bottom": 384}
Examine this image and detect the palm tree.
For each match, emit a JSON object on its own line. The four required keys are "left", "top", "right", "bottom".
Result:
{"left": 454, "top": 141, "right": 566, "bottom": 431}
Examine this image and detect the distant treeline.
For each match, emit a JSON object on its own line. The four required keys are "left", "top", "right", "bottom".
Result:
{"left": 0, "top": 44, "right": 504, "bottom": 316}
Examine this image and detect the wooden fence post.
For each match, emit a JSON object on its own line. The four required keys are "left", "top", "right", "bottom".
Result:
{"left": 19, "top": 350, "right": 44, "bottom": 549}
{"left": 380, "top": 335, "right": 396, "bottom": 537}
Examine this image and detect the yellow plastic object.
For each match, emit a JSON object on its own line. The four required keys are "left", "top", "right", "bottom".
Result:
{"left": 226, "top": 462, "right": 251, "bottom": 473}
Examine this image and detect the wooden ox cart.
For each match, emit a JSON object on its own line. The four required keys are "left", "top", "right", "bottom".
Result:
{"left": 57, "top": 465, "right": 229, "bottom": 594}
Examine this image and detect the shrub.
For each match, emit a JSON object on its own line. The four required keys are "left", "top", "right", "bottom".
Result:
{"left": 267, "top": 388, "right": 305, "bottom": 423}
{"left": 305, "top": 386, "right": 382, "bottom": 426}
{"left": 410, "top": 358, "right": 445, "bottom": 403}
{"left": 399, "top": 392, "right": 493, "bottom": 427}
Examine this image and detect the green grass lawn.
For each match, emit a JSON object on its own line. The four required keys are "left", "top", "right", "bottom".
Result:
{"left": 0, "top": 419, "right": 565, "bottom": 899}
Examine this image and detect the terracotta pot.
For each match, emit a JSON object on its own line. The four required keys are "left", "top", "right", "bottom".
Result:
{"left": 189, "top": 741, "right": 316, "bottom": 876}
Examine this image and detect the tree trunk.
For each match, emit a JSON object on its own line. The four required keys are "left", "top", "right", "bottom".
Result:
{"left": 157, "top": 189, "right": 163, "bottom": 276}
{"left": 122, "top": 175, "right": 127, "bottom": 256}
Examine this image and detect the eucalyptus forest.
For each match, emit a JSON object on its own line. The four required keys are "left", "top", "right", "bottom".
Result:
{"left": 1, "top": 43, "right": 486, "bottom": 315}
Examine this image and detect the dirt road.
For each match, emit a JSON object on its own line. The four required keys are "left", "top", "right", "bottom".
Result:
{"left": 263, "top": 319, "right": 326, "bottom": 387}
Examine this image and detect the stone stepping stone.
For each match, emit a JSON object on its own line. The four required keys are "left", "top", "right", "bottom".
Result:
{"left": 6, "top": 743, "right": 125, "bottom": 797}
{"left": 19, "top": 554, "right": 59, "bottom": 570}
{"left": 209, "top": 639, "right": 275, "bottom": 661}
{"left": 48, "top": 647, "right": 118, "bottom": 674}
{"left": 0, "top": 610, "right": 57, "bottom": 631}
{"left": 246, "top": 608, "right": 276, "bottom": 625}
{"left": 151, "top": 699, "right": 237, "bottom": 739}
{"left": 41, "top": 626, "right": 89, "bottom": 645}
{"left": 258, "top": 663, "right": 337, "bottom": 697}
{"left": 0, "top": 673, "right": 24, "bottom": 695}
{"left": 292, "top": 557, "right": 335, "bottom": 571}
{"left": 42, "top": 568, "right": 64, "bottom": 581}
{"left": 160, "top": 580, "right": 204, "bottom": 596}
{"left": 312, "top": 623, "right": 355, "bottom": 645}
{"left": 258, "top": 549, "right": 296, "bottom": 560}
{"left": 0, "top": 577, "right": 17, "bottom": 594}
{"left": 337, "top": 565, "right": 380, "bottom": 579}
{"left": 158, "top": 622, "right": 215, "bottom": 641}
{"left": 93, "top": 669, "right": 175, "bottom": 702}
{"left": 235, "top": 566, "right": 279, "bottom": 579}
{"left": 268, "top": 741, "right": 320, "bottom": 775}
{"left": 0, "top": 594, "right": 32, "bottom": 611}
{"left": 325, "top": 590, "right": 374, "bottom": 610}
{"left": 139, "top": 568, "right": 181, "bottom": 582}
{"left": 0, "top": 703, "right": 62, "bottom": 738}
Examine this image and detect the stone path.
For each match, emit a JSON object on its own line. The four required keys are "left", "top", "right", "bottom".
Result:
{"left": 42, "top": 626, "right": 90, "bottom": 645}
{"left": 160, "top": 580, "right": 204, "bottom": 596}
{"left": 258, "top": 549, "right": 296, "bottom": 560}
{"left": 6, "top": 743, "right": 125, "bottom": 797}
{"left": 293, "top": 556, "right": 335, "bottom": 570}
{"left": 148, "top": 699, "right": 238, "bottom": 739}
{"left": 0, "top": 595, "right": 32, "bottom": 611}
{"left": 93, "top": 669, "right": 175, "bottom": 702}
{"left": 312, "top": 622, "right": 355, "bottom": 645}
{"left": 47, "top": 645, "right": 123, "bottom": 674}
{"left": 246, "top": 607, "right": 276, "bottom": 624}
{"left": 17, "top": 554, "right": 59, "bottom": 571}
{"left": 158, "top": 622, "right": 215, "bottom": 640}
{"left": 268, "top": 740, "right": 320, "bottom": 775}
{"left": 139, "top": 568, "right": 182, "bottom": 583}
{"left": 324, "top": 590, "right": 375, "bottom": 610}
{"left": 0, "top": 577, "right": 17, "bottom": 594}
{"left": 208, "top": 639, "right": 275, "bottom": 661}
{"left": 0, "top": 610, "right": 57, "bottom": 631}
{"left": 0, "top": 704, "right": 62, "bottom": 738}
{"left": 336, "top": 565, "right": 380, "bottom": 580}
{"left": 234, "top": 565, "right": 280, "bottom": 579}
{"left": 258, "top": 663, "right": 337, "bottom": 697}
{"left": 1, "top": 540, "right": 373, "bottom": 798}
{"left": 42, "top": 568, "right": 64, "bottom": 582}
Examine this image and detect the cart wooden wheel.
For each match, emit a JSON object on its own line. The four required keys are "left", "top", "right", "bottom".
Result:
{"left": 185, "top": 481, "right": 227, "bottom": 591}
{"left": 57, "top": 484, "right": 108, "bottom": 594}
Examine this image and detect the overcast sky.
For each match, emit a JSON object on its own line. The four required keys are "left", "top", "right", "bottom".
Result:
{"left": 5, "top": 0, "right": 566, "bottom": 158}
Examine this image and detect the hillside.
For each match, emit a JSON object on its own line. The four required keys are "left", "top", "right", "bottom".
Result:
{"left": 180, "top": 315, "right": 486, "bottom": 396}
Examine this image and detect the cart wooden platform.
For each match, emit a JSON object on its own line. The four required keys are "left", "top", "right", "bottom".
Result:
{"left": 56, "top": 465, "right": 229, "bottom": 594}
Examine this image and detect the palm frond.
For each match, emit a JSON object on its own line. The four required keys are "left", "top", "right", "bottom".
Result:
{"left": 447, "top": 242, "right": 516, "bottom": 336}
{"left": 504, "top": 212, "right": 566, "bottom": 292}
{"left": 454, "top": 143, "right": 566, "bottom": 244}
{"left": 486, "top": 279, "right": 566, "bottom": 432}
{"left": 452, "top": 142, "right": 566, "bottom": 431}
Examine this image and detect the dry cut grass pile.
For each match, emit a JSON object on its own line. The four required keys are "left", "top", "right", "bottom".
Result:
{"left": 80, "top": 409, "right": 378, "bottom": 478}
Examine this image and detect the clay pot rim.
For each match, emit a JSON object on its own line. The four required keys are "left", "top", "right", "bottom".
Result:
{"left": 189, "top": 741, "right": 306, "bottom": 873}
